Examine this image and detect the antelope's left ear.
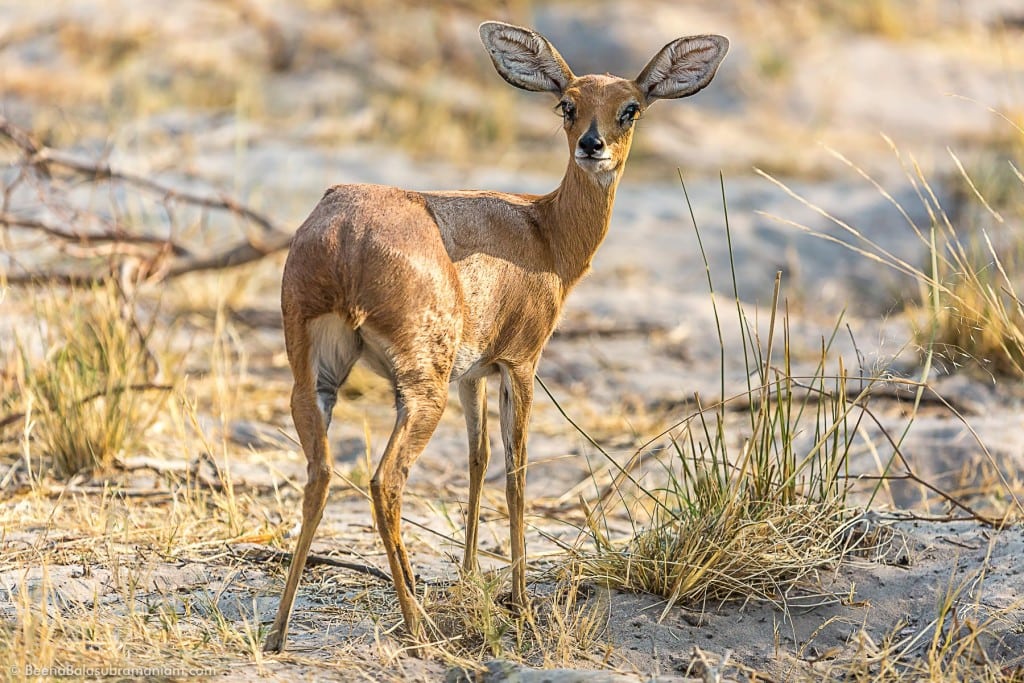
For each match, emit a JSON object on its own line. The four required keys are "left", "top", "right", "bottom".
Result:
{"left": 634, "top": 35, "right": 729, "bottom": 104}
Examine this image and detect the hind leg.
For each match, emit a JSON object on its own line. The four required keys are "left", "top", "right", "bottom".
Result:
{"left": 365, "top": 330, "right": 454, "bottom": 638}
{"left": 371, "top": 384, "right": 447, "bottom": 638}
{"left": 265, "top": 314, "right": 359, "bottom": 653}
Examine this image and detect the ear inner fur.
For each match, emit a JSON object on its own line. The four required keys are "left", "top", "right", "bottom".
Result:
{"left": 479, "top": 21, "right": 575, "bottom": 94}
{"left": 635, "top": 35, "right": 729, "bottom": 103}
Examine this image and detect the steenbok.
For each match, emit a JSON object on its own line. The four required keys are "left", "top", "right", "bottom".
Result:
{"left": 265, "top": 20, "right": 728, "bottom": 651}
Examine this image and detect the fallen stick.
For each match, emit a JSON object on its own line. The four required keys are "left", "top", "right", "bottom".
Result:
{"left": 229, "top": 542, "right": 392, "bottom": 582}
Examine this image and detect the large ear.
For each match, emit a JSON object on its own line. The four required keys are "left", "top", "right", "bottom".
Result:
{"left": 634, "top": 35, "right": 729, "bottom": 103}
{"left": 479, "top": 21, "right": 575, "bottom": 95}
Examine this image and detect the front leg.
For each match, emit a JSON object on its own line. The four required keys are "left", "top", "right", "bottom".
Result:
{"left": 498, "top": 363, "right": 534, "bottom": 609}
{"left": 459, "top": 376, "right": 490, "bottom": 573}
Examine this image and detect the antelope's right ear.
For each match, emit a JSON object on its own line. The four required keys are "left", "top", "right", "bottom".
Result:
{"left": 479, "top": 21, "right": 575, "bottom": 95}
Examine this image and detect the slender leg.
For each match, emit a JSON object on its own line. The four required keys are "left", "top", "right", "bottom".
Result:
{"left": 459, "top": 377, "right": 490, "bottom": 573}
{"left": 498, "top": 364, "right": 534, "bottom": 609}
{"left": 264, "top": 321, "right": 355, "bottom": 653}
{"left": 265, "top": 389, "right": 330, "bottom": 651}
{"left": 371, "top": 372, "right": 449, "bottom": 638}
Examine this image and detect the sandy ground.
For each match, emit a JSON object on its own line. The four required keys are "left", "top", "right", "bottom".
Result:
{"left": 3, "top": 1, "right": 1024, "bottom": 680}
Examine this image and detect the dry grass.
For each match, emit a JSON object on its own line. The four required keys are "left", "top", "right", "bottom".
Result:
{"left": 422, "top": 563, "right": 609, "bottom": 669}
{"left": 579, "top": 212, "right": 866, "bottom": 614}
{"left": 949, "top": 453, "right": 1024, "bottom": 523}
{"left": 757, "top": 115, "right": 1024, "bottom": 381}
{"left": 0, "top": 290, "right": 287, "bottom": 676}
{"left": 921, "top": 269, "right": 1024, "bottom": 378}
{"left": 14, "top": 282, "right": 169, "bottom": 478}
{"left": 1, "top": 268, "right": 287, "bottom": 675}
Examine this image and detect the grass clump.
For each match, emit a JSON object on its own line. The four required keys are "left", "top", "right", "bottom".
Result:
{"left": 582, "top": 282, "right": 862, "bottom": 611}
{"left": 424, "top": 566, "right": 608, "bottom": 669}
{"left": 916, "top": 246, "right": 1024, "bottom": 378}
{"left": 17, "top": 281, "right": 168, "bottom": 478}
{"left": 579, "top": 181, "right": 866, "bottom": 614}
{"left": 909, "top": 125, "right": 1024, "bottom": 378}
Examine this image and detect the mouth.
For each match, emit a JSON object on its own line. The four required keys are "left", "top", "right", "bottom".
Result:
{"left": 574, "top": 154, "right": 616, "bottom": 172}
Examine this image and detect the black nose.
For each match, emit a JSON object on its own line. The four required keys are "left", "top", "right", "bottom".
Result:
{"left": 579, "top": 132, "right": 605, "bottom": 156}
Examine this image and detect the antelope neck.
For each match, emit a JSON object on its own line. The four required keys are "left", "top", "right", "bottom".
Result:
{"left": 537, "top": 157, "right": 624, "bottom": 289}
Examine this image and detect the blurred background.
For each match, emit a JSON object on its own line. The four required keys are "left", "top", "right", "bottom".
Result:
{"left": 1, "top": 0, "right": 1023, "bottom": 314}
{"left": 2, "top": 0, "right": 1021, "bottom": 182}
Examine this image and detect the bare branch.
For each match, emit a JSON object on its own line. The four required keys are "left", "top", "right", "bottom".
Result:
{"left": 0, "top": 115, "right": 294, "bottom": 285}
{"left": 165, "top": 231, "right": 292, "bottom": 278}
{"left": 0, "top": 212, "right": 191, "bottom": 255}
{"left": 32, "top": 146, "right": 282, "bottom": 237}
{"left": 228, "top": 542, "right": 392, "bottom": 582}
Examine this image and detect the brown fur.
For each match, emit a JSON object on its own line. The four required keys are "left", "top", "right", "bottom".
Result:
{"left": 265, "top": 21, "right": 728, "bottom": 651}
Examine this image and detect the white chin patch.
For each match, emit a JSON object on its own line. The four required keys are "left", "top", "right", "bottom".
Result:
{"left": 576, "top": 157, "right": 616, "bottom": 174}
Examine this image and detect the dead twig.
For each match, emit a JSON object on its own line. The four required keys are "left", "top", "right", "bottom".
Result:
{"left": 64, "top": 486, "right": 175, "bottom": 500}
{"left": 0, "top": 116, "right": 51, "bottom": 177}
{"left": 229, "top": 542, "right": 392, "bottom": 582}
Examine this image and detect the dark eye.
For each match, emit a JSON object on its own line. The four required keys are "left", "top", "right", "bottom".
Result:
{"left": 558, "top": 100, "right": 576, "bottom": 124}
{"left": 619, "top": 103, "right": 641, "bottom": 127}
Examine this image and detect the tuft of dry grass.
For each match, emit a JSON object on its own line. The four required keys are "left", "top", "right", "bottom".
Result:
{"left": 908, "top": 121, "right": 1024, "bottom": 379}
{"left": 15, "top": 281, "right": 169, "bottom": 478}
{"left": 810, "top": 0, "right": 923, "bottom": 39}
{"left": 421, "top": 563, "right": 608, "bottom": 669}
{"left": 917, "top": 266, "right": 1024, "bottom": 379}
{"left": 580, "top": 286, "right": 865, "bottom": 614}
{"left": 758, "top": 114, "right": 1024, "bottom": 380}
{"left": 575, "top": 183, "right": 873, "bottom": 620}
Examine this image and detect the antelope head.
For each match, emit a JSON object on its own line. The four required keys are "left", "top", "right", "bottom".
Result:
{"left": 479, "top": 22, "right": 729, "bottom": 183}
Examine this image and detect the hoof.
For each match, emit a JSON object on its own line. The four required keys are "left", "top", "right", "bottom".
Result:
{"left": 497, "top": 590, "right": 531, "bottom": 614}
{"left": 263, "top": 630, "right": 285, "bottom": 654}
